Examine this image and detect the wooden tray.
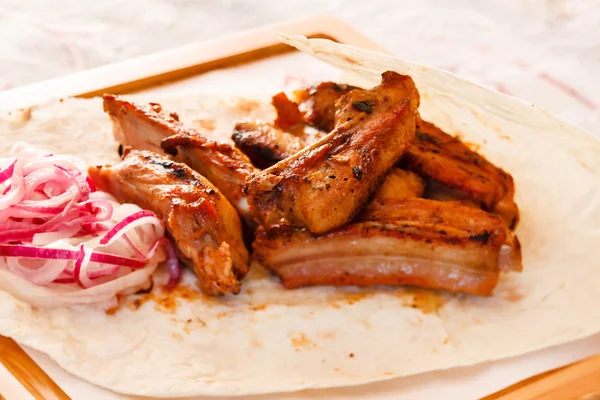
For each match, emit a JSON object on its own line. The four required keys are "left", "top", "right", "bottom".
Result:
{"left": 0, "top": 15, "right": 597, "bottom": 400}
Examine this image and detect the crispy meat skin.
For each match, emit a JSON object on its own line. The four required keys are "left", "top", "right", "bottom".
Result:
{"left": 232, "top": 83, "right": 356, "bottom": 169}
{"left": 88, "top": 150, "right": 249, "bottom": 296}
{"left": 404, "top": 119, "right": 519, "bottom": 228}
{"left": 232, "top": 121, "right": 311, "bottom": 169}
{"left": 371, "top": 168, "right": 425, "bottom": 203}
{"left": 231, "top": 82, "right": 519, "bottom": 228}
{"left": 292, "top": 82, "right": 357, "bottom": 132}
{"left": 245, "top": 72, "right": 420, "bottom": 234}
{"left": 231, "top": 90, "right": 328, "bottom": 169}
{"left": 160, "top": 132, "right": 257, "bottom": 226}
{"left": 103, "top": 94, "right": 257, "bottom": 226}
{"left": 254, "top": 199, "right": 521, "bottom": 296}
{"left": 271, "top": 92, "right": 304, "bottom": 130}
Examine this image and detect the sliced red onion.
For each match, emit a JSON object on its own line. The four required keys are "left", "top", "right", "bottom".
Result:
{"left": 89, "top": 251, "right": 147, "bottom": 268}
{"left": 0, "top": 163, "right": 25, "bottom": 209}
{"left": 99, "top": 210, "right": 162, "bottom": 246}
{"left": 0, "top": 244, "right": 78, "bottom": 260}
{"left": 87, "top": 265, "right": 120, "bottom": 279}
{"left": 122, "top": 234, "right": 147, "bottom": 259}
{"left": 0, "top": 244, "right": 149, "bottom": 268}
{"left": 0, "top": 160, "right": 16, "bottom": 184}
{"left": 86, "top": 176, "right": 96, "bottom": 192}
{"left": 0, "top": 148, "right": 169, "bottom": 307}
{"left": 53, "top": 277, "right": 76, "bottom": 284}
{"left": 74, "top": 245, "right": 93, "bottom": 288}
{"left": 32, "top": 225, "right": 81, "bottom": 246}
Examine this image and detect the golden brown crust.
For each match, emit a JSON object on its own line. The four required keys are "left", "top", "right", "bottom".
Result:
{"left": 292, "top": 82, "right": 358, "bottom": 132}
{"left": 232, "top": 83, "right": 357, "bottom": 168}
{"left": 88, "top": 150, "right": 249, "bottom": 296}
{"left": 103, "top": 94, "right": 257, "bottom": 226}
{"left": 230, "top": 80, "right": 520, "bottom": 229}
{"left": 271, "top": 92, "right": 304, "bottom": 130}
{"left": 245, "top": 72, "right": 419, "bottom": 234}
{"left": 160, "top": 131, "right": 257, "bottom": 227}
{"left": 403, "top": 119, "right": 519, "bottom": 228}
{"left": 231, "top": 121, "right": 309, "bottom": 169}
{"left": 253, "top": 199, "right": 521, "bottom": 296}
{"left": 371, "top": 168, "right": 426, "bottom": 203}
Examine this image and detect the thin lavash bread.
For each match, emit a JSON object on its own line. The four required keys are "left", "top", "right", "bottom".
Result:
{"left": 0, "top": 35, "right": 599, "bottom": 397}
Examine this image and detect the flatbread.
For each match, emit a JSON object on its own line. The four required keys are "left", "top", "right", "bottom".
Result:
{"left": 1, "top": 37, "right": 600, "bottom": 397}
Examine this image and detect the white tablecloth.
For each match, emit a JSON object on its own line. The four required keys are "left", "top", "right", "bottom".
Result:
{"left": 1, "top": 0, "right": 599, "bottom": 134}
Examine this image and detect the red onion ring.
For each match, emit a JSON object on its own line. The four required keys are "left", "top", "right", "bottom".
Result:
{"left": 0, "top": 149, "right": 173, "bottom": 306}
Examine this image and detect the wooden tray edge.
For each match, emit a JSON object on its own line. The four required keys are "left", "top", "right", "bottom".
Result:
{"left": 0, "top": 15, "right": 388, "bottom": 111}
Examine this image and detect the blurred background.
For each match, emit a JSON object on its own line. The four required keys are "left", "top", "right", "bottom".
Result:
{"left": 1, "top": 0, "right": 599, "bottom": 134}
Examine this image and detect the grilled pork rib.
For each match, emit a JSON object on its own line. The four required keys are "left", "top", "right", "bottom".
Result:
{"left": 244, "top": 71, "right": 420, "bottom": 234}
{"left": 103, "top": 94, "right": 257, "bottom": 226}
{"left": 231, "top": 82, "right": 356, "bottom": 168}
{"left": 402, "top": 119, "right": 519, "bottom": 228}
{"left": 253, "top": 199, "right": 521, "bottom": 296}
{"left": 231, "top": 120, "right": 314, "bottom": 169}
{"left": 88, "top": 150, "right": 249, "bottom": 296}
{"left": 233, "top": 79, "right": 519, "bottom": 228}
{"left": 292, "top": 82, "right": 358, "bottom": 132}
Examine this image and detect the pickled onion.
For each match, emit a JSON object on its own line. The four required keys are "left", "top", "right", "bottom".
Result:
{"left": 0, "top": 146, "right": 179, "bottom": 308}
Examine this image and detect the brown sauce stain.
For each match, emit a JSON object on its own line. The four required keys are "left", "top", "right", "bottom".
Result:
{"left": 338, "top": 291, "right": 376, "bottom": 306}
{"left": 105, "top": 284, "right": 213, "bottom": 315}
{"left": 317, "top": 331, "right": 337, "bottom": 340}
{"left": 302, "top": 311, "right": 315, "bottom": 319}
{"left": 234, "top": 99, "right": 261, "bottom": 114}
{"left": 193, "top": 119, "right": 215, "bottom": 132}
{"left": 171, "top": 332, "right": 184, "bottom": 342}
{"left": 183, "top": 319, "right": 192, "bottom": 335}
{"left": 384, "top": 372, "right": 395, "bottom": 376}
{"left": 106, "top": 274, "right": 446, "bottom": 319}
{"left": 471, "top": 110, "right": 507, "bottom": 139}
{"left": 463, "top": 141, "right": 482, "bottom": 152}
{"left": 503, "top": 283, "right": 525, "bottom": 302}
{"left": 290, "top": 333, "right": 315, "bottom": 351}
{"left": 6, "top": 108, "right": 31, "bottom": 124}
{"left": 330, "top": 287, "right": 446, "bottom": 314}
{"left": 405, "top": 288, "right": 447, "bottom": 314}
{"left": 245, "top": 284, "right": 447, "bottom": 315}
{"left": 251, "top": 335, "right": 262, "bottom": 349}
{"left": 579, "top": 161, "right": 591, "bottom": 172}
{"left": 105, "top": 294, "right": 126, "bottom": 315}
{"left": 105, "top": 307, "right": 118, "bottom": 316}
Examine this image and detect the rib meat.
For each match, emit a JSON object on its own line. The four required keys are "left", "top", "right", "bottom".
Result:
{"left": 231, "top": 91, "right": 328, "bottom": 169}
{"left": 88, "top": 149, "right": 249, "bottom": 296}
{"left": 231, "top": 120, "right": 315, "bottom": 169}
{"left": 291, "top": 82, "right": 357, "bottom": 132}
{"left": 232, "top": 80, "right": 519, "bottom": 229}
{"left": 253, "top": 198, "right": 521, "bottom": 296}
{"left": 244, "top": 71, "right": 420, "bottom": 234}
{"left": 370, "top": 168, "right": 425, "bottom": 203}
{"left": 402, "top": 119, "right": 519, "bottom": 228}
{"left": 103, "top": 94, "right": 257, "bottom": 226}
